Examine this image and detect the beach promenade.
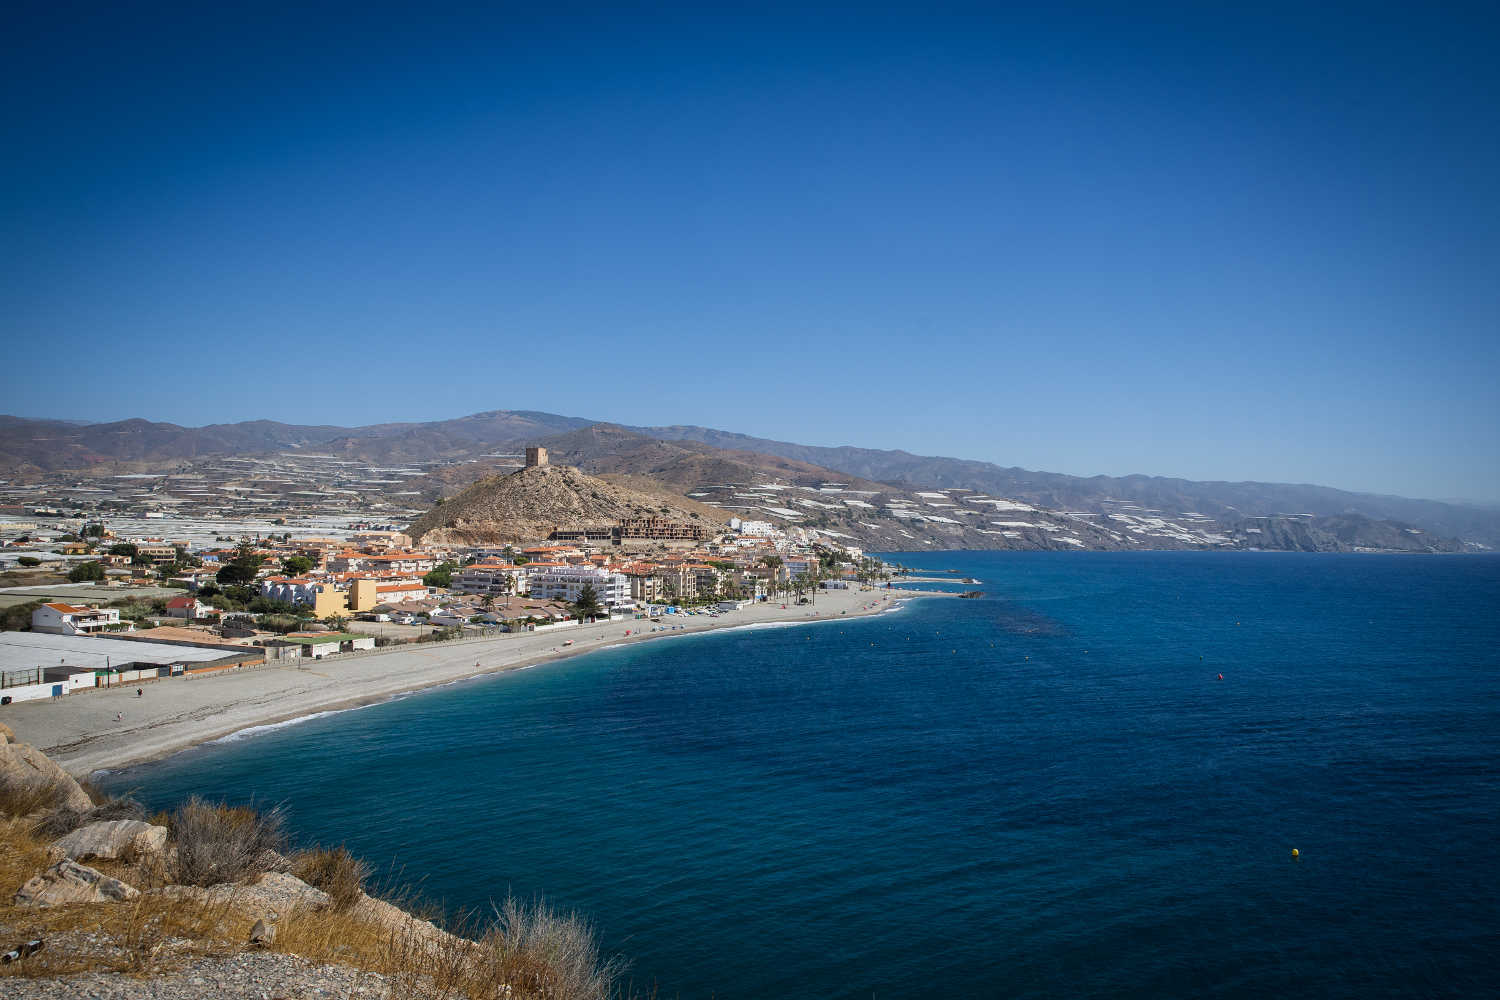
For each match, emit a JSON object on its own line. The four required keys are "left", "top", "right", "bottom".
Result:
{"left": 4, "top": 587, "right": 929, "bottom": 776}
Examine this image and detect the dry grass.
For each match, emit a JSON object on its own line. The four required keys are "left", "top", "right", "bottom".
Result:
{"left": 29, "top": 794, "right": 148, "bottom": 841}
{"left": 476, "top": 895, "right": 630, "bottom": 1000}
{"left": 293, "top": 846, "right": 370, "bottom": 911}
{"left": 167, "top": 797, "right": 287, "bottom": 887}
{"left": 267, "top": 893, "right": 638, "bottom": 1000}
{"left": 0, "top": 774, "right": 73, "bottom": 819}
{"left": 0, "top": 818, "right": 239, "bottom": 980}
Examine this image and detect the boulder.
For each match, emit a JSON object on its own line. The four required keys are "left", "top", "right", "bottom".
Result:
{"left": 15, "top": 860, "right": 140, "bottom": 907}
{"left": 151, "top": 871, "right": 330, "bottom": 920}
{"left": 0, "top": 721, "right": 15, "bottom": 744}
{"left": 351, "top": 893, "right": 470, "bottom": 954}
{"left": 0, "top": 742, "right": 93, "bottom": 814}
{"left": 248, "top": 917, "right": 276, "bottom": 947}
{"left": 49, "top": 820, "right": 168, "bottom": 863}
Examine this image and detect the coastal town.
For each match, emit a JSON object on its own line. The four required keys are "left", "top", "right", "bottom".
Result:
{"left": 0, "top": 447, "right": 903, "bottom": 727}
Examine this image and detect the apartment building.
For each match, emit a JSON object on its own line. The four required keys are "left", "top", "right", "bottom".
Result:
{"left": 451, "top": 561, "right": 527, "bottom": 597}
{"left": 527, "top": 565, "right": 631, "bottom": 610}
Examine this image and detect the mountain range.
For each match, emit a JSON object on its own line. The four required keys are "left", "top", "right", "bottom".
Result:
{"left": 1, "top": 411, "right": 1494, "bottom": 552}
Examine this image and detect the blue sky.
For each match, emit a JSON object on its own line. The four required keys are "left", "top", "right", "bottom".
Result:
{"left": 3, "top": 3, "right": 1497, "bottom": 501}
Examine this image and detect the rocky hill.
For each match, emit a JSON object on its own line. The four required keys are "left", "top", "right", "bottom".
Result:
{"left": 406, "top": 463, "right": 726, "bottom": 545}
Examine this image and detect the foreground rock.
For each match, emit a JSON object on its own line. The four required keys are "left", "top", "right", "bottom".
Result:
{"left": 0, "top": 742, "right": 94, "bottom": 814}
{"left": 351, "top": 892, "right": 471, "bottom": 954}
{"left": 48, "top": 820, "right": 168, "bottom": 863}
{"left": 151, "top": 871, "right": 331, "bottom": 920}
{"left": 15, "top": 860, "right": 140, "bottom": 907}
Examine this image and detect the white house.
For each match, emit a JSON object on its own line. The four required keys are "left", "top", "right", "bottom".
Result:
{"left": 31, "top": 603, "right": 122, "bottom": 635}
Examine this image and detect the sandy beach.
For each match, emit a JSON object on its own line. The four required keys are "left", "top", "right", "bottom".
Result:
{"left": 4, "top": 587, "right": 933, "bottom": 777}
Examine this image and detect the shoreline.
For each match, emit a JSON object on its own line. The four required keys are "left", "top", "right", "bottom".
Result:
{"left": 3, "top": 587, "right": 938, "bottom": 777}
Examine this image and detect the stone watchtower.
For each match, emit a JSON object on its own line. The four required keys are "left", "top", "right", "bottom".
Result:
{"left": 525, "top": 446, "right": 548, "bottom": 468}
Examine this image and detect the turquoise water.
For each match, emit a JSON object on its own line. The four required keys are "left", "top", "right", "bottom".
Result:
{"left": 109, "top": 553, "right": 1500, "bottom": 997}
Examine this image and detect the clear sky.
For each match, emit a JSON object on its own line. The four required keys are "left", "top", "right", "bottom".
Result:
{"left": 3, "top": 3, "right": 1497, "bottom": 501}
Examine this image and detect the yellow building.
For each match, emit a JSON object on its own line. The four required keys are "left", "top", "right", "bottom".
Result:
{"left": 310, "top": 584, "right": 349, "bottom": 618}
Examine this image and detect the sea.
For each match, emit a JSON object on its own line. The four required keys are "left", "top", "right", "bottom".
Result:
{"left": 104, "top": 552, "right": 1500, "bottom": 998}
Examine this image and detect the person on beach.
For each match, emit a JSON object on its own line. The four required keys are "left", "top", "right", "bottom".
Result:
{"left": 114, "top": 712, "right": 123, "bottom": 722}
{"left": 136, "top": 688, "right": 142, "bottom": 697}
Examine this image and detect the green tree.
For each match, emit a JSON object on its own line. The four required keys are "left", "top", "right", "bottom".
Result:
{"left": 68, "top": 561, "right": 106, "bottom": 583}
{"left": 216, "top": 540, "right": 266, "bottom": 586}
{"left": 2, "top": 600, "right": 45, "bottom": 631}
{"left": 570, "top": 583, "right": 604, "bottom": 621}
{"left": 17, "top": 556, "right": 41, "bottom": 567}
{"left": 108, "top": 543, "right": 138, "bottom": 558}
{"left": 82, "top": 522, "right": 105, "bottom": 538}
{"left": 281, "top": 556, "right": 315, "bottom": 576}
{"left": 423, "top": 561, "right": 457, "bottom": 588}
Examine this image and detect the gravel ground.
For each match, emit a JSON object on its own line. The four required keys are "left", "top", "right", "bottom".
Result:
{"left": 3, "top": 951, "right": 402, "bottom": 999}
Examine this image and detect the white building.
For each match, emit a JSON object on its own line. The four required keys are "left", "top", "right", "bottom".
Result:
{"left": 260, "top": 577, "right": 320, "bottom": 606}
{"left": 784, "top": 556, "right": 815, "bottom": 579}
{"left": 451, "top": 561, "right": 527, "bottom": 597}
{"left": 527, "top": 566, "right": 631, "bottom": 611}
{"left": 31, "top": 602, "right": 122, "bottom": 635}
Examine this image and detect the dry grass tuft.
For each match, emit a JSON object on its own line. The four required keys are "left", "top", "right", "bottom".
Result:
{"left": 167, "top": 796, "right": 287, "bottom": 887}
{"left": 293, "top": 846, "right": 370, "bottom": 911}
{"left": 0, "top": 774, "right": 73, "bottom": 819}
{"left": 29, "top": 794, "right": 148, "bottom": 841}
{"left": 474, "top": 894, "right": 629, "bottom": 1000}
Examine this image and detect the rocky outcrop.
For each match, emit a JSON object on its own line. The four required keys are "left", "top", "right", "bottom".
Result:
{"left": 408, "top": 462, "right": 722, "bottom": 545}
{"left": 15, "top": 860, "right": 140, "bottom": 907}
{"left": 49, "top": 819, "right": 168, "bottom": 863}
{"left": 351, "top": 892, "right": 470, "bottom": 954}
{"left": 152, "top": 871, "right": 331, "bottom": 920}
{"left": 0, "top": 741, "right": 94, "bottom": 813}
{"left": 0, "top": 721, "right": 16, "bottom": 744}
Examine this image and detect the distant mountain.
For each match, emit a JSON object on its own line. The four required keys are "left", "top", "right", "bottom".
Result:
{"left": 635, "top": 424, "right": 1500, "bottom": 550}
{"left": 0, "top": 411, "right": 594, "bottom": 475}
{"left": 533, "top": 424, "right": 896, "bottom": 495}
{"left": 0, "top": 416, "right": 352, "bottom": 476}
{"left": 3, "top": 410, "right": 1493, "bottom": 551}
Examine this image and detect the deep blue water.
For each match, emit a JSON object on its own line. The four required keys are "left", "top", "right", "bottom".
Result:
{"left": 108, "top": 553, "right": 1500, "bottom": 998}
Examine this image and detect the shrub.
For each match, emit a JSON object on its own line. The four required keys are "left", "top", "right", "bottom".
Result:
{"left": 16, "top": 556, "right": 40, "bottom": 567}
{"left": 293, "top": 845, "right": 370, "bottom": 911}
{"left": 68, "top": 561, "right": 106, "bottom": 583}
{"left": 30, "top": 794, "right": 147, "bottom": 840}
{"left": 0, "top": 774, "right": 73, "bottom": 818}
{"left": 168, "top": 797, "right": 288, "bottom": 887}
{"left": 476, "top": 894, "right": 628, "bottom": 1000}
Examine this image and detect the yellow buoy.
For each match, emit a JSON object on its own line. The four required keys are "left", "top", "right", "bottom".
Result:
{"left": 1291, "top": 849, "right": 1300, "bottom": 858}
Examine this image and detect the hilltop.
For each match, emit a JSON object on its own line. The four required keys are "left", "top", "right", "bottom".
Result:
{"left": 406, "top": 463, "right": 726, "bottom": 545}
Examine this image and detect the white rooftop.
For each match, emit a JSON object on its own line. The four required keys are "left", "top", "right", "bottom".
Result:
{"left": 0, "top": 631, "right": 234, "bottom": 673}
